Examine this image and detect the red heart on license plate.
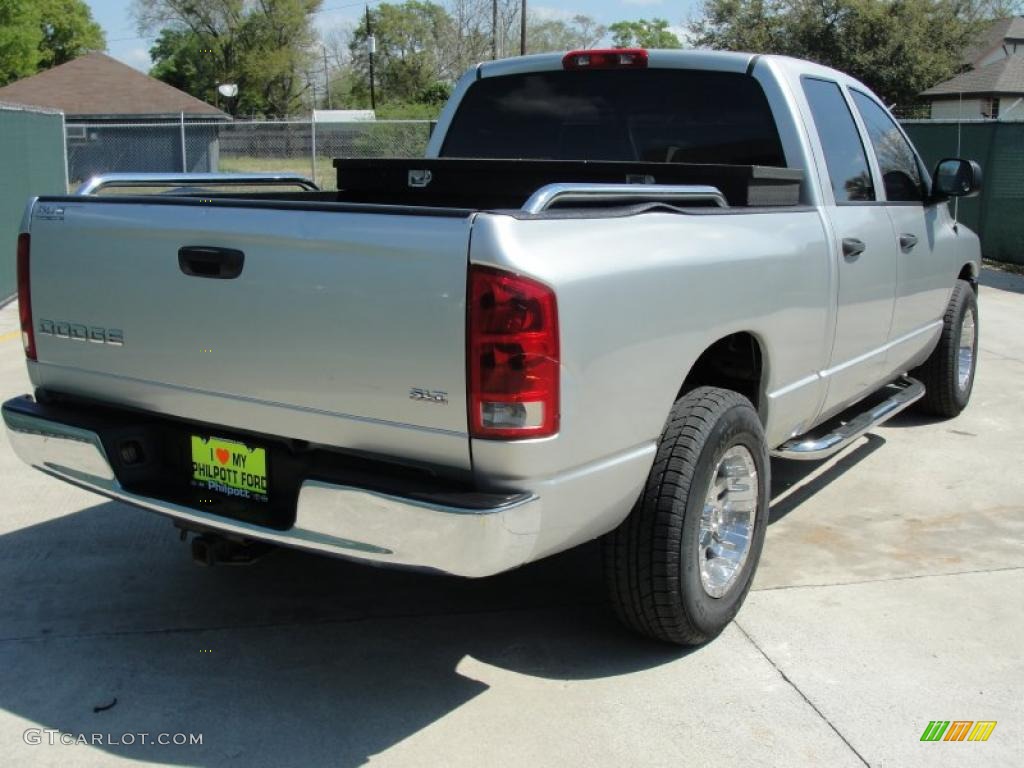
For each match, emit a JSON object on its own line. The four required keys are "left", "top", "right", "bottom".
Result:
{"left": 215, "top": 448, "right": 230, "bottom": 465}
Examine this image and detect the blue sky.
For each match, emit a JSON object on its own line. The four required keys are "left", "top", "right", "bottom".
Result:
{"left": 84, "top": 0, "right": 700, "bottom": 72}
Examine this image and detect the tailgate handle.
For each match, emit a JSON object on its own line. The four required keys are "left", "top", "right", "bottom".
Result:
{"left": 178, "top": 246, "right": 244, "bottom": 279}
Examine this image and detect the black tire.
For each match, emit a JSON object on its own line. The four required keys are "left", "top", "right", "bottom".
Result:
{"left": 602, "top": 387, "right": 770, "bottom": 646}
{"left": 912, "top": 279, "right": 978, "bottom": 418}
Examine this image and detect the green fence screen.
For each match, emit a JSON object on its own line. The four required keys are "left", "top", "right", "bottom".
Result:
{"left": 0, "top": 104, "right": 67, "bottom": 300}
{"left": 902, "top": 121, "right": 1024, "bottom": 265}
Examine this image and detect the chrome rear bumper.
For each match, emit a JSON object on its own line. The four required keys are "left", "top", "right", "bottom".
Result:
{"left": 2, "top": 397, "right": 540, "bottom": 577}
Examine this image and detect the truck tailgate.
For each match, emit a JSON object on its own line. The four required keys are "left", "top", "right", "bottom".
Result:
{"left": 27, "top": 199, "right": 473, "bottom": 469}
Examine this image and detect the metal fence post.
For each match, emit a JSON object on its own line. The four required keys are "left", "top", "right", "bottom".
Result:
{"left": 180, "top": 111, "right": 187, "bottom": 172}
{"left": 311, "top": 115, "right": 317, "bottom": 185}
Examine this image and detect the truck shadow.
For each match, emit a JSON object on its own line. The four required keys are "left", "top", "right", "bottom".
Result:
{"left": 0, "top": 502, "right": 683, "bottom": 766}
{"left": 768, "top": 433, "right": 886, "bottom": 524}
{"left": 980, "top": 266, "right": 1024, "bottom": 295}
{"left": 0, "top": 431, "right": 886, "bottom": 765}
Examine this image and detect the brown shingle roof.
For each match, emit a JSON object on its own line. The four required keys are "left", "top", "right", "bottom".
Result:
{"left": 0, "top": 53, "right": 225, "bottom": 117}
{"left": 964, "top": 16, "right": 1024, "bottom": 66}
{"left": 922, "top": 54, "right": 1024, "bottom": 97}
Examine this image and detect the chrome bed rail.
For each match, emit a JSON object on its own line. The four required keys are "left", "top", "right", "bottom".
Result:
{"left": 77, "top": 172, "right": 319, "bottom": 195}
{"left": 522, "top": 183, "right": 728, "bottom": 214}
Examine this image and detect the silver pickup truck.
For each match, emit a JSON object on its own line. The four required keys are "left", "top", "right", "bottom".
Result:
{"left": 4, "top": 50, "right": 982, "bottom": 646}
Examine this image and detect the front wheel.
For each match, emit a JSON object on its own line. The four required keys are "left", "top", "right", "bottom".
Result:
{"left": 603, "top": 387, "right": 770, "bottom": 646}
{"left": 913, "top": 279, "right": 979, "bottom": 418}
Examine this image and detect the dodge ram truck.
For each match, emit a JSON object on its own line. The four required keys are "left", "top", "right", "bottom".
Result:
{"left": 4, "top": 50, "right": 982, "bottom": 645}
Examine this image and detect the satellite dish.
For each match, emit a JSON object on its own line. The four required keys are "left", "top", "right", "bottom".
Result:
{"left": 217, "top": 83, "right": 239, "bottom": 98}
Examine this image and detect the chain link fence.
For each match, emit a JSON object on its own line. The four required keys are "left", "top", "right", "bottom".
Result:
{"left": 61, "top": 113, "right": 1022, "bottom": 264}
{"left": 65, "top": 118, "right": 436, "bottom": 191}
{"left": 889, "top": 104, "right": 932, "bottom": 120}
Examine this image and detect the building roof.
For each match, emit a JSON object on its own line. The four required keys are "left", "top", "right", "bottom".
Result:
{"left": 963, "top": 16, "right": 1024, "bottom": 66}
{"left": 0, "top": 53, "right": 225, "bottom": 118}
{"left": 922, "top": 54, "right": 1024, "bottom": 98}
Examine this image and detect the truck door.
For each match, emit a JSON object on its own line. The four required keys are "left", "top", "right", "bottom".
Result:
{"left": 801, "top": 77, "right": 898, "bottom": 415}
{"left": 848, "top": 89, "right": 951, "bottom": 371}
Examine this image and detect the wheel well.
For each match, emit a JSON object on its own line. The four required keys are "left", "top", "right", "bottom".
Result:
{"left": 679, "top": 333, "right": 764, "bottom": 409}
{"left": 959, "top": 263, "right": 978, "bottom": 291}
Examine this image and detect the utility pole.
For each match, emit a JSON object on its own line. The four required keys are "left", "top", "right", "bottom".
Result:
{"left": 366, "top": 5, "right": 377, "bottom": 111}
{"left": 520, "top": 0, "right": 527, "bottom": 55}
{"left": 491, "top": 0, "right": 497, "bottom": 59}
{"left": 322, "top": 46, "right": 332, "bottom": 110}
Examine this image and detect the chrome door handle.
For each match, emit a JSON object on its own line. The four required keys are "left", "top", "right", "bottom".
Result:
{"left": 899, "top": 233, "right": 918, "bottom": 252}
{"left": 842, "top": 237, "right": 866, "bottom": 259}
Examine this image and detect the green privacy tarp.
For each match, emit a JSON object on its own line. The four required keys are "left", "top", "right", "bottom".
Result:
{"left": 903, "top": 120, "right": 1024, "bottom": 265}
{"left": 1, "top": 104, "right": 67, "bottom": 300}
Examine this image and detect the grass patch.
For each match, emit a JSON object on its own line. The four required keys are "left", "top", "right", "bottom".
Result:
{"left": 219, "top": 155, "right": 336, "bottom": 190}
{"left": 983, "top": 258, "right": 1024, "bottom": 276}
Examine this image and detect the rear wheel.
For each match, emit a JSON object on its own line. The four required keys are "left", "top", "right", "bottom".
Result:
{"left": 913, "top": 279, "right": 978, "bottom": 417}
{"left": 603, "top": 387, "right": 769, "bottom": 646}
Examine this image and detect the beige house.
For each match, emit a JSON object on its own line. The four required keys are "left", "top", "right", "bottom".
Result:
{"left": 921, "top": 17, "right": 1024, "bottom": 119}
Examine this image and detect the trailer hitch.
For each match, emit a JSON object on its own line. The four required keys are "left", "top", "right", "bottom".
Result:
{"left": 189, "top": 534, "right": 272, "bottom": 566}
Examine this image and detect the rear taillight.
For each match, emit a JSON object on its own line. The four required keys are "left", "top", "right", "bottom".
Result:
{"left": 468, "top": 265, "right": 559, "bottom": 439}
{"left": 562, "top": 48, "right": 648, "bottom": 70}
{"left": 17, "top": 233, "right": 35, "bottom": 361}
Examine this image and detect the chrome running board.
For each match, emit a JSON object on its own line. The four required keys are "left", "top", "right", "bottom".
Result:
{"left": 771, "top": 377, "right": 925, "bottom": 461}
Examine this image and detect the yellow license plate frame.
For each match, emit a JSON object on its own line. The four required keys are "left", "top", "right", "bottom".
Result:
{"left": 190, "top": 434, "right": 268, "bottom": 501}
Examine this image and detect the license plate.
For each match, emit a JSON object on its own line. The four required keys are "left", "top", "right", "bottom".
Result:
{"left": 190, "top": 435, "right": 268, "bottom": 502}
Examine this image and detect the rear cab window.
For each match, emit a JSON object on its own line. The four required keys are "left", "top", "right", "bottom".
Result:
{"left": 440, "top": 69, "right": 786, "bottom": 167}
{"left": 801, "top": 77, "right": 875, "bottom": 203}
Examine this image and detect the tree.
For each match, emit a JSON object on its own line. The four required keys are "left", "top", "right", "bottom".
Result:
{"left": 526, "top": 14, "right": 606, "bottom": 53}
{"left": 136, "top": 0, "right": 322, "bottom": 116}
{"left": 609, "top": 18, "right": 682, "bottom": 49}
{"left": 37, "top": 0, "right": 105, "bottom": 69}
{"left": 347, "top": 2, "right": 455, "bottom": 105}
{"left": 149, "top": 28, "right": 221, "bottom": 105}
{"left": 689, "top": 0, "right": 1011, "bottom": 106}
{"left": 0, "top": 0, "right": 105, "bottom": 86}
{"left": 0, "top": 0, "right": 42, "bottom": 85}
{"left": 241, "top": 0, "right": 322, "bottom": 116}
{"left": 335, "top": 2, "right": 606, "bottom": 111}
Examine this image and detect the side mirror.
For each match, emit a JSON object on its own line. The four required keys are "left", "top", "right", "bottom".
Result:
{"left": 931, "top": 158, "right": 983, "bottom": 201}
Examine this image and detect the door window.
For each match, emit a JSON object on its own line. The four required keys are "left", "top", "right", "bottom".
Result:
{"left": 851, "top": 90, "right": 924, "bottom": 202}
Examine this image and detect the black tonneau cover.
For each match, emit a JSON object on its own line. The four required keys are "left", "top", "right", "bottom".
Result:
{"left": 333, "top": 158, "right": 803, "bottom": 209}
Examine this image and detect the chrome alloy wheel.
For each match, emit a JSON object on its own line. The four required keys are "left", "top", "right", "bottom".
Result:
{"left": 698, "top": 445, "right": 758, "bottom": 598}
{"left": 958, "top": 310, "right": 976, "bottom": 391}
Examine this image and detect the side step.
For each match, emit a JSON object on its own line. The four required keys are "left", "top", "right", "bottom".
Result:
{"left": 771, "top": 377, "right": 925, "bottom": 461}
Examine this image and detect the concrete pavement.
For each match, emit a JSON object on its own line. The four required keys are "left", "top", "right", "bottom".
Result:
{"left": 0, "top": 269, "right": 1021, "bottom": 767}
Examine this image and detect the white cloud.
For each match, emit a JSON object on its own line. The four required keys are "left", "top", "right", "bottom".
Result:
{"left": 117, "top": 46, "right": 152, "bottom": 72}
{"left": 531, "top": 5, "right": 575, "bottom": 21}
{"left": 621, "top": 0, "right": 665, "bottom": 6}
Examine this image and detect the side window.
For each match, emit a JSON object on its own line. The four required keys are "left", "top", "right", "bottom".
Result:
{"left": 801, "top": 78, "right": 875, "bottom": 202}
{"left": 851, "top": 90, "right": 924, "bottom": 202}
